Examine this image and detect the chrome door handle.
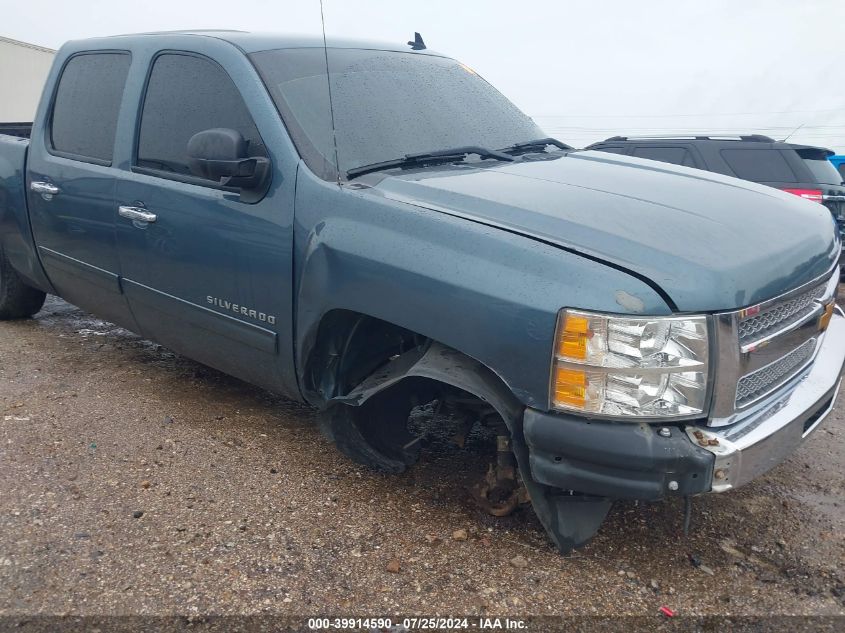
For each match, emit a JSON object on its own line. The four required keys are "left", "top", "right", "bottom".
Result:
{"left": 30, "top": 181, "right": 60, "bottom": 196}
{"left": 118, "top": 205, "right": 157, "bottom": 223}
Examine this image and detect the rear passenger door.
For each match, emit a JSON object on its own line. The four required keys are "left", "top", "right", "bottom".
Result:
{"left": 27, "top": 51, "right": 139, "bottom": 329}
{"left": 114, "top": 52, "right": 293, "bottom": 393}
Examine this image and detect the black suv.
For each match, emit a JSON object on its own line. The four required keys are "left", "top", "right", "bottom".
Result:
{"left": 586, "top": 135, "right": 845, "bottom": 275}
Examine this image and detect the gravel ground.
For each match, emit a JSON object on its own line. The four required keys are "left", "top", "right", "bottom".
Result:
{"left": 0, "top": 295, "right": 844, "bottom": 624}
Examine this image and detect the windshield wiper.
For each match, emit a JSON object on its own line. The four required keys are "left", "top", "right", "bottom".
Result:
{"left": 498, "top": 137, "right": 572, "bottom": 156}
{"left": 346, "top": 145, "right": 514, "bottom": 180}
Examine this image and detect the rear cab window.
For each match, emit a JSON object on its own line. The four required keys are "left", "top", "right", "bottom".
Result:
{"left": 135, "top": 52, "right": 266, "bottom": 183}
{"left": 49, "top": 52, "right": 131, "bottom": 164}
{"left": 719, "top": 148, "right": 797, "bottom": 183}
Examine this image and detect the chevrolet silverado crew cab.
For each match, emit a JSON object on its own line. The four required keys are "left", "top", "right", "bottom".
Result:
{"left": 1, "top": 31, "right": 843, "bottom": 553}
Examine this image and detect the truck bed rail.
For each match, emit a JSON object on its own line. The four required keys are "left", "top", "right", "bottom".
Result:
{"left": 0, "top": 123, "right": 33, "bottom": 139}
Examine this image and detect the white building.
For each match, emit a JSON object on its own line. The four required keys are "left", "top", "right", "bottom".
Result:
{"left": 0, "top": 36, "right": 55, "bottom": 122}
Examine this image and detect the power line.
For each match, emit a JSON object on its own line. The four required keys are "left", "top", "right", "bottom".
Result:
{"left": 537, "top": 125, "right": 845, "bottom": 131}
{"left": 534, "top": 108, "right": 845, "bottom": 118}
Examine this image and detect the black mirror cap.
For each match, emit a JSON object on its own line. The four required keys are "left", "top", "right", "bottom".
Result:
{"left": 187, "top": 128, "right": 247, "bottom": 179}
{"left": 187, "top": 127, "right": 247, "bottom": 160}
{"left": 186, "top": 128, "right": 271, "bottom": 201}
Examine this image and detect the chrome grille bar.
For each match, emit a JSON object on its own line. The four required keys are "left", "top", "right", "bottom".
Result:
{"left": 735, "top": 338, "right": 816, "bottom": 408}
{"left": 708, "top": 266, "right": 839, "bottom": 427}
{"left": 737, "top": 281, "right": 826, "bottom": 349}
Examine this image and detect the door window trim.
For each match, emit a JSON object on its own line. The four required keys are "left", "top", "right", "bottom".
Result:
{"left": 131, "top": 50, "right": 268, "bottom": 196}
{"left": 46, "top": 49, "right": 132, "bottom": 167}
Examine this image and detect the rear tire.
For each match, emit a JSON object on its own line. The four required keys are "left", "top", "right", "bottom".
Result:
{"left": 0, "top": 248, "right": 46, "bottom": 320}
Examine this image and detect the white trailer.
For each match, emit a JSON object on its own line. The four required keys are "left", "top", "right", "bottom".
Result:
{"left": 0, "top": 36, "right": 55, "bottom": 123}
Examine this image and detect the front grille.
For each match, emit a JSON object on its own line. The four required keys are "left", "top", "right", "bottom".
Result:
{"left": 709, "top": 269, "right": 837, "bottom": 427}
{"left": 735, "top": 338, "right": 816, "bottom": 407}
{"left": 738, "top": 282, "right": 826, "bottom": 345}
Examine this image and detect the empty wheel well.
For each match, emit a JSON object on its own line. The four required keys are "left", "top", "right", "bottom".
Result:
{"left": 302, "top": 310, "right": 429, "bottom": 405}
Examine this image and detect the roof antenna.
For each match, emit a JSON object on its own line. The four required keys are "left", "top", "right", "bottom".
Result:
{"left": 407, "top": 32, "right": 426, "bottom": 50}
{"left": 319, "top": 0, "right": 342, "bottom": 185}
{"left": 781, "top": 122, "right": 805, "bottom": 143}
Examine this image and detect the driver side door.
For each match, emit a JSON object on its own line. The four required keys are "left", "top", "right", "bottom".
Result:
{"left": 114, "top": 52, "right": 289, "bottom": 392}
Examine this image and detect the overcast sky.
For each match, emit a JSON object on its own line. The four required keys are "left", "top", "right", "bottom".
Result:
{"left": 4, "top": 0, "right": 845, "bottom": 151}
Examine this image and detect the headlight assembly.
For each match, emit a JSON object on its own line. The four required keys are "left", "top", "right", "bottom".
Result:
{"left": 551, "top": 310, "right": 709, "bottom": 418}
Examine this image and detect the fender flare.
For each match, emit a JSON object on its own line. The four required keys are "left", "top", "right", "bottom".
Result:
{"left": 336, "top": 342, "right": 523, "bottom": 421}
{"left": 330, "top": 342, "right": 612, "bottom": 553}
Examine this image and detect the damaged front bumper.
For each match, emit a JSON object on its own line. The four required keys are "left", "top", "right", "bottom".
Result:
{"left": 524, "top": 309, "right": 845, "bottom": 501}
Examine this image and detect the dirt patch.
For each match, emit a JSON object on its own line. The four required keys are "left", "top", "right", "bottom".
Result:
{"left": 0, "top": 297, "right": 843, "bottom": 618}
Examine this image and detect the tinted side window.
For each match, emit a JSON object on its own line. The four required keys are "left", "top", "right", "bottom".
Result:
{"left": 632, "top": 146, "right": 695, "bottom": 167}
{"left": 593, "top": 146, "right": 628, "bottom": 155}
{"left": 51, "top": 53, "right": 131, "bottom": 162}
{"left": 137, "top": 54, "right": 265, "bottom": 178}
{"left": 720, "top": 149, "right": 797, "bottom": 183}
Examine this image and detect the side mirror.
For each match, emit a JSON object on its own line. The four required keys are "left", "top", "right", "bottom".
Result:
{"left": 187, "top": 128, "right": 269, "bottom": 191}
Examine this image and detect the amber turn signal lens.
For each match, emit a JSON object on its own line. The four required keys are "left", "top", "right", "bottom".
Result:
{"left": 554, "top": 367, "right": 587, "bottom": 408}
{"left": 557, "top": 314, "right": 590, "bottom": 360}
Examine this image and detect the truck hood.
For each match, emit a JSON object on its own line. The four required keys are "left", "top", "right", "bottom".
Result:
{"left": 370, "top": 151, "right": 840, "bottom": 312}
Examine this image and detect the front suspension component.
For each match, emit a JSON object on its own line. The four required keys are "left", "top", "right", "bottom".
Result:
{"left": 471, "top": 426, "right": 528, "bottom": 517}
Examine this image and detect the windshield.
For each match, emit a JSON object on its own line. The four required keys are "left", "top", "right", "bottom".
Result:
{"left": 250, "top": 48, "right": 544, "bottom": 180}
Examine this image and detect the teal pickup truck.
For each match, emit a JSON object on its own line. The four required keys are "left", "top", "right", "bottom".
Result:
{"left": 1, "top": 31, "right": 843, "bottom": 552}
